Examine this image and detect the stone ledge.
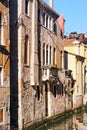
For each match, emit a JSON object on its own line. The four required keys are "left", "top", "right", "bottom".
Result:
{"left": 24, "top": 108, "right": 80, "bottom": 130}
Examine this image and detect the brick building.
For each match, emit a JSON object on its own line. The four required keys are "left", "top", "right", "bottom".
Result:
{"left": 0, "top": 0, "right": 10, "bottom": 128}
{"left": 9, "top": 0, "right": 73, "bottom": 129}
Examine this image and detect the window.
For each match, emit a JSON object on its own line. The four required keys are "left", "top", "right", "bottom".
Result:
{"left": 60, "top": 30, "right": 63, "bottom": 38}
{"left": 49, "top": 17, "right": 51, "bottom": 30}
{"left": 54, "top": 85, "right": 57, "bottom": 98}
{"left": 24, "top": 35, "right": 29, "bottom": 65}
{"left": 0, "top": 13, "right": 1, "bottom": 44}
{"left": 46, "top": 45, "right": 48, "bottom": 64}
{"left": 76, "top": 61, "right": 79, "bottom": 74}
{"left": 77, "top": 85, "right": 79, "bottom": 93}
{"left": 41, "top": 85, "right": 43, "bottom": 96}
{"left": 60, "top": 51, "right": 62, "bottom": 66}
{"left": 0, "top": 109, "right": 3, "bottom": 122}
{"left": 57, "top": 83, "right": 63, "bottom": 96}
{"left": 46, "top": 15, "right": 48, "bottom": 28}
{"left": 84, "top": 83, "right": 87, "bottom": 94}
{"left": 53, "top": 23, "right": 57, "bottom": 35}
{"left": 0, "top": 68, "right": 1, "bottom": 85}
{"left": 38, "top": 9, "right": 40, "bottom": 23}
{"left": 49, "top": 46, "right": 51, "bottom": 64}
{"left": 0, "top": 53, "right": 3, "bottom": 66}
{"left": 43, "top": 13, "right": 45, "bottom": 26}
{"left": 0, "top": 13, "right": 5, "bottom": 46}
{"left": 0, "top": 68, "right": 3, "bottom": 86}
{"left": 53, "top": 48, "right": 55, "bottom": 65}
{"left": 64, "top": 51, "right": 68, "bottom": 69}
{"left": 36, "top": 86, "right": 40, "bottom": 101}
{"left": 43, "top": 43, "right": 45, "bottom": 65}
{"left": 84, "top": 66, "right": 86, "bottom": 75}
{"left": 25, "top": 0, "right": 30, "bottom": 15}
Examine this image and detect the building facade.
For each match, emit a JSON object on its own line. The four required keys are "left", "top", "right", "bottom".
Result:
{"left": 0, "top": 0, "right": 10, "bottom": 128}
{"left": 0, "top": 1, "right": 79, "bottom": 129}
{"left": 64, "top": 33, "right": 87, "bottom": 108}
{"left": 9, "top": 0, "right": 70, "bottom": 129}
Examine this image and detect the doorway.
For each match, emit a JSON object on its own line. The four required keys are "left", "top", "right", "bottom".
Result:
{"left": 45, "top": 83, "right": 48, "bottom": 116}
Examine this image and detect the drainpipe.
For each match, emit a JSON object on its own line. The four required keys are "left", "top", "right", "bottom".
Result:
{"left": 30, "top": 0, "right": 36, "bottom": 85}
{"left": 30, "top": 0, "right": 39, "bottom": 86}
{"left": 18, "top": 0, "right": 23, "bottom": 129}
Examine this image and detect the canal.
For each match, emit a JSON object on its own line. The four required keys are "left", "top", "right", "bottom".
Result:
{"left": 35, "top": 109, "right": 87, "bottom": 130}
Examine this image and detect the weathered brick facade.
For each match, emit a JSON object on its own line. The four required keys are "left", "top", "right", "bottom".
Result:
{"left": 9, "top": 0, "right": 73, "bottom": 129}
{"left": 0, "top": 1, "right": 10, "bottom": 128}
{"left": 0, "top": 0, "right": 85, "bottom": 130}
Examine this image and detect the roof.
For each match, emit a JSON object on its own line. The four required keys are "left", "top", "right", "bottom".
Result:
{"left": 64, "top": 50, "right": 85, "bottom": 59}
{"left": 64, "top": 38, "right": 81, "bottom": 46}
{"left": 39, "top": 0, "right": 59, "bottom": 17}
{"left": 64, "top": 39, "right": 75, "bottom": 46}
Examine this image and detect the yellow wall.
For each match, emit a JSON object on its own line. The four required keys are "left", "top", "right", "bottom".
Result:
{"left": 64, "top": 43, "right": 85, "bottom": 97}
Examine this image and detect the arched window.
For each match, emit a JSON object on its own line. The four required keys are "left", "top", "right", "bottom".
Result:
{"left": 53, "top": 23, "right": 57, "bottom": 35}
{"left": 38, "top": 9, "right": 40, "bottom": 23}
{"left": 46, "top": 15, "right": 48, "bottom": 28}
{"left": 43, "top": 13, "right": 45, "bottom": 26}
{"left": 43, "top": 43, "right": 45, "bottom": 65}
{"left": 46, "top": 45, "right": 48, "bottom": 64}
{"left": 25, "top": 0, "right": 30, "bottom": 16}
{"left": 36, "top": 86, "right": 40, "bottom": 101}
{"left": 49, "top": 17, "right": 51, "bottom": 30}
{"left": 53, "top": 47, "right": 55, "bottom": 65}
{"left": 60, "top": 50, "right": 62, "bottom": 66}
{"left": 24, "top": 35, "right": 29, "bottom": 65}
{"left": 50, "top": 46, "right": 51, "bottom": 64}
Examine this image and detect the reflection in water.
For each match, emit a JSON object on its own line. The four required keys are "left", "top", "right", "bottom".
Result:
{"left": 37, "top": 110, "right": 87, "bottom": 130}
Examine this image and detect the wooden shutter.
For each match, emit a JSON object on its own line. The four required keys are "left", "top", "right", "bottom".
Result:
{"left": 0, "top": 109, "right": 3, "bottom": 122}
{"left": 0, "top": 53, "right": 3, "bottom": 66}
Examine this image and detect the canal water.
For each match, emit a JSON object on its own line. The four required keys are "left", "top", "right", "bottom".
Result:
{"left": 37, "top": 109, "right": 87, "bottom": 130}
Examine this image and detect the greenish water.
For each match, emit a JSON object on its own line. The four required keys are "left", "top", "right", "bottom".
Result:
{"left": 37, "top": 109, "right": 87, "bottom": 130}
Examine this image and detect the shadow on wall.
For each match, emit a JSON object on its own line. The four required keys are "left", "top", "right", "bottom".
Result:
{"left": 10, "top": 0, "right": 18, "bottom": 128}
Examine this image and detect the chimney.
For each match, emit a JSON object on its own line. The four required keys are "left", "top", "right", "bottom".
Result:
{"left": 49, "top": 0, "right": 54, "bottom": 9}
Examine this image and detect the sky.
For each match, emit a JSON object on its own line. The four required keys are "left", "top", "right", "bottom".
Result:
{"left": 45, "top": 0, "right": 87, "bottom": 35}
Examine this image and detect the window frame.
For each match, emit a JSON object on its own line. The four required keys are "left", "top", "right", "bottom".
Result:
{"left": 0, "top": 109, "right": 3, "bottom": 122}
{"left": 25, "top": 0, "right": 30, "bottom": 16}
{"left": 43, "top": 43, "right": 45, "bottom": 65}
{"left": 46, "top": 45, "right": 48, "bottom": 64}
{"left": 24, "top": 35, "right": 30, "bottom": 66}
{"left": 0, "top": 67, "right": 3, "bottom": 86}
{"left": 49, "top": 46, "right": 51, "bottom": 65}
{"left": 53, "top": 47, "right": 56, "bottom": 65}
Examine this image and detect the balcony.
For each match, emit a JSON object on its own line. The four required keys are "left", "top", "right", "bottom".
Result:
{"left": 65, "top": 70, "right": 72, "bottom": 78}
{"left": 42, "top": 65, "right": 59, "bottom": 81}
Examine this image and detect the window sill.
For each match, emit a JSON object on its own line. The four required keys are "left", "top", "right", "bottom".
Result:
{"left": 0, "top": 65, "right": 4, "bottom": 68}
{"left": 24, "top": 13, "right": 31, "bottom": 19}
{"left": 0, "top": 122, "right": 3, "bottom": 125}
{"left": 0, "top": 45, "right": 6, "bottom": 48}
{"left": 24, "top": 64, "right": 30, "bottom": 68}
